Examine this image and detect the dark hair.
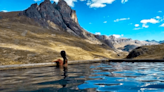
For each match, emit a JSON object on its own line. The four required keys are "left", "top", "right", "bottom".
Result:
{"left": 60, "top": 50, "right": 67, "bottom": 64}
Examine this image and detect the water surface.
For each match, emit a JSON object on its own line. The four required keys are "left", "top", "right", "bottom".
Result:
{"left": 1, "top": 62, "right": 164, "bottom": 92}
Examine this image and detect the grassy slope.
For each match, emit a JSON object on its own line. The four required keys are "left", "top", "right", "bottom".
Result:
{"left": 128, "top": 44, "right": 164, "bottom": 59}
{"left": 0, "top": 12, "right": 120, "bottom": 65}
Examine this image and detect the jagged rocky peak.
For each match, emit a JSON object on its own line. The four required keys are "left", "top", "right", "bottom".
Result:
{"left": 39, "top": 0, "right": 67, "bottom": 29}
{"left": 44, "top": 0, "right": 51, "bottom": 3}
{"left": 31, "top": 3, "right": 38, "bottom": 8}
{"left": 56, "top": 0, "right": 72, "bottom": 17}
{"left": 19, "top": 0, "right": 99, "bottom": 41}
{"left": 19, "top": 0, "right": 67, "bottom": 29}
{"left": 21, "top": 3, "right": 41, "bottom": 19}
{"left": 52, "top": 2, "right": 57, "bottom": 8}
{"left": 19, "top": 0, "right": 79, "bottom": 30}
{"left": 56, "top": 0, "right": 78, "bottom": 23}
{"left": 95, "top": 35, "right": 109, "bottom": 41}
{"left": 109, "top": 35, "right": 117, "bottom": 41}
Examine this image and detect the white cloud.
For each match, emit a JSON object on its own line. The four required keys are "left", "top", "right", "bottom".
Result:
{"left": 140, "top": 18, "right": 159, "bottom": 24}
{"left": 121, "top": 0, "right": 128, "bottom": 4}
{"left": 139, "top": 18, "right": 159, "bottom": 29}
{"left": 87, "top": 0, "right": 115, "bottom": 8}
{"left": 95, "top": 32, "right": 101, "bottom": 35}
{"left": 160, "top": 23, "right": 164, "bottom": 27}
{"left": 156, "top": 16, "right": 161, "bottom": 19}
{"left": 103, "top": 21, "right": 107, "bottom": 23}
{"left": 158, "top": 11, "right": 162, "bottom": 13}
{"left": 34, "top": 0, "right": 41, "bottom": 2}
{"left": 135, "top": 24, "right": 139, "bottom": 27}
{"left": 135, "top": 17, "right": 162, "bottom": 30}
{"left": 114, "top": 17, "right": 130, "bottom": 22}
{"left": 51, "top": 0, "right": 77, "bottom": 7}
{"left": 1, "top": 10, "right": 8, "bottom": 12}
{"left": 112, "top": 34, "right": 124, "bottom": 38}
{"left": 133, "top": 27, "right": 142, "bottom": 30}
{"left": 142, "top": 24, "right": 149, "bottom": 28}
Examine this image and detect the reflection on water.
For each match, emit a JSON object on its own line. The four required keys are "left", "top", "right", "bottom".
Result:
{"left": 1, "top": 62, "right": 164, "bottom": 92}
{"left": 0, "top": 63, "right": 93, "bottom": 92}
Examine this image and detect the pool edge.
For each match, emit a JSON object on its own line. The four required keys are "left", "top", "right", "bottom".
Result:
{"left": 0, "top": 59, "right": 108, "bottom": 70}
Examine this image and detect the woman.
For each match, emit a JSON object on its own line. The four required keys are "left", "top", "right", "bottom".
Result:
{"left": 54, "top": 50, "right": 68, "bottom": 67}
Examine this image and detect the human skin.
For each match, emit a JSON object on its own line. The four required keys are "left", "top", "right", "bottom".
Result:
{"left": 53, "top": 59, "right": 68, "bottom": 67}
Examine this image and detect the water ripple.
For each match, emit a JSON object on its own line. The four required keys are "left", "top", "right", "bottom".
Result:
{"left": 78, "top": 62, "right": 164, "bottom": 92}
{"left": 1, "top": 62, "right": 164, "bottom": 92}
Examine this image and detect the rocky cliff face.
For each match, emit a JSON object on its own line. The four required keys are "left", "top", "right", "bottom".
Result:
{"left": 19, "top": 0, "right": 66, "bottom": 29}
{"left": 71, "top": 10, "right": 78, "bottom": 23}
{"left": 95, "top": 35, "right": 116, "bottom": 49}
{"left": 19, "top": 0, "right": 99, "bottom": 43}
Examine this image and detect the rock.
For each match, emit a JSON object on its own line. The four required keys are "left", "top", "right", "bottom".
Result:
{"left": 95, "top": 35, "right": 115, "bottom": 50}
{"left": 20, "top": 3, "right": 42, "bottom": 19}
{"left": 159, "top": 40, "right": 164, "bottom": 44}
{"left": 27, "top": 54, "right": 36, "bottom": 57}
{"left": 13, "top": 56, "right": 22, "bottom": 61}
{"left": 126, "top": 47, "right": 148, "bottom": 58}
{"left": 14, "top": 39, "right": 19, "bottom": 45}
{"left": 21, "top": 30, "right": 28, "bottom": 37}
{"left": 39, "top": 0, "right": 67, "bottom": 29}
{"left": 122, "top": 45, "right": 137, "bottom": 52}
{"left": 95, "top": 35, "right": 109, "bottom": 41}
{"left": 19, "top": 0, "right": 97, "bottom": 40}
{"left": 19, "top": 0, "right": 66, "bottom": 29}
{"left": 56, "top": 0, "right": 72, "bottom": 19}
{"left": 134, "top": 40, "right": 141, "bottom": 44}
{"left": 104, "top": 39, "right": 115, "bottom": 49}
{"left": 51, "top": 34, "right": 56, "bottom": 37}
{"left": 71, "top": 10, "right": 78, "bottom": 24}
{"left": 56, "top": 0, "right": 85, "bottom": 37}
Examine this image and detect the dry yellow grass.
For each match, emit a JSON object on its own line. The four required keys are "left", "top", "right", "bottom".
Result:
{"left": 0, "top": 15, "right": 120, "bottom": 65}
{"left": 128, "top": 44, "right": 164, "bottom": 59}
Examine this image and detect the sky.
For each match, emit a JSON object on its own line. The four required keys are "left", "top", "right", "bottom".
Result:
{"left": 0, "top": 0, "right": 164, "bottom": 41}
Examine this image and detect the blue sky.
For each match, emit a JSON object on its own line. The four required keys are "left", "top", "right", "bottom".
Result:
{"left": 0, "top": 0, "right": 164, "bottom": 41}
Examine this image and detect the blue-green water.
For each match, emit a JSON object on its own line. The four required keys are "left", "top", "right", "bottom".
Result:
{"left": 1, "top": 62, "right": 164, "bottom": 92}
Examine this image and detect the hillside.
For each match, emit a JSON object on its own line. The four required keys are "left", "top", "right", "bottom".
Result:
{"left": 127, "top": 44, "right": 164, "bottom": 59}
{"left": 0, "top": 11, "right": 123, "bottom": 65}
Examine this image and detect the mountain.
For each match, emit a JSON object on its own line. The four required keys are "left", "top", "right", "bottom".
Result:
{"left": 0, "top": 0, "right": 161, "bottom": 65}
{"left": 159, "top": 41, "right": 164, "bottom": 44}
{"left": 95, "top": 35, "right": 159, "bottom": 52}
{"left": 127, "top": 44, "right": 164, "bottom": 59}
{"left": 146, "top": 40, "right": 164, "bottom": 44}
{"left": 18, "top": 0, "right": 119, "bottom": 50}
{"left": 0, "top": 0, "right": 123, "bottom": 65}
{"left": 18, "top": 0, "right": 158, "bottom": 52}
{"left": 19, "top": 0, "right": 99, "bottom": 42}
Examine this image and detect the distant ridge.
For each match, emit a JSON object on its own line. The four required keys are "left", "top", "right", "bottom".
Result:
{"left": 146, "top": 40, "right": 164, "bottom": 44}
